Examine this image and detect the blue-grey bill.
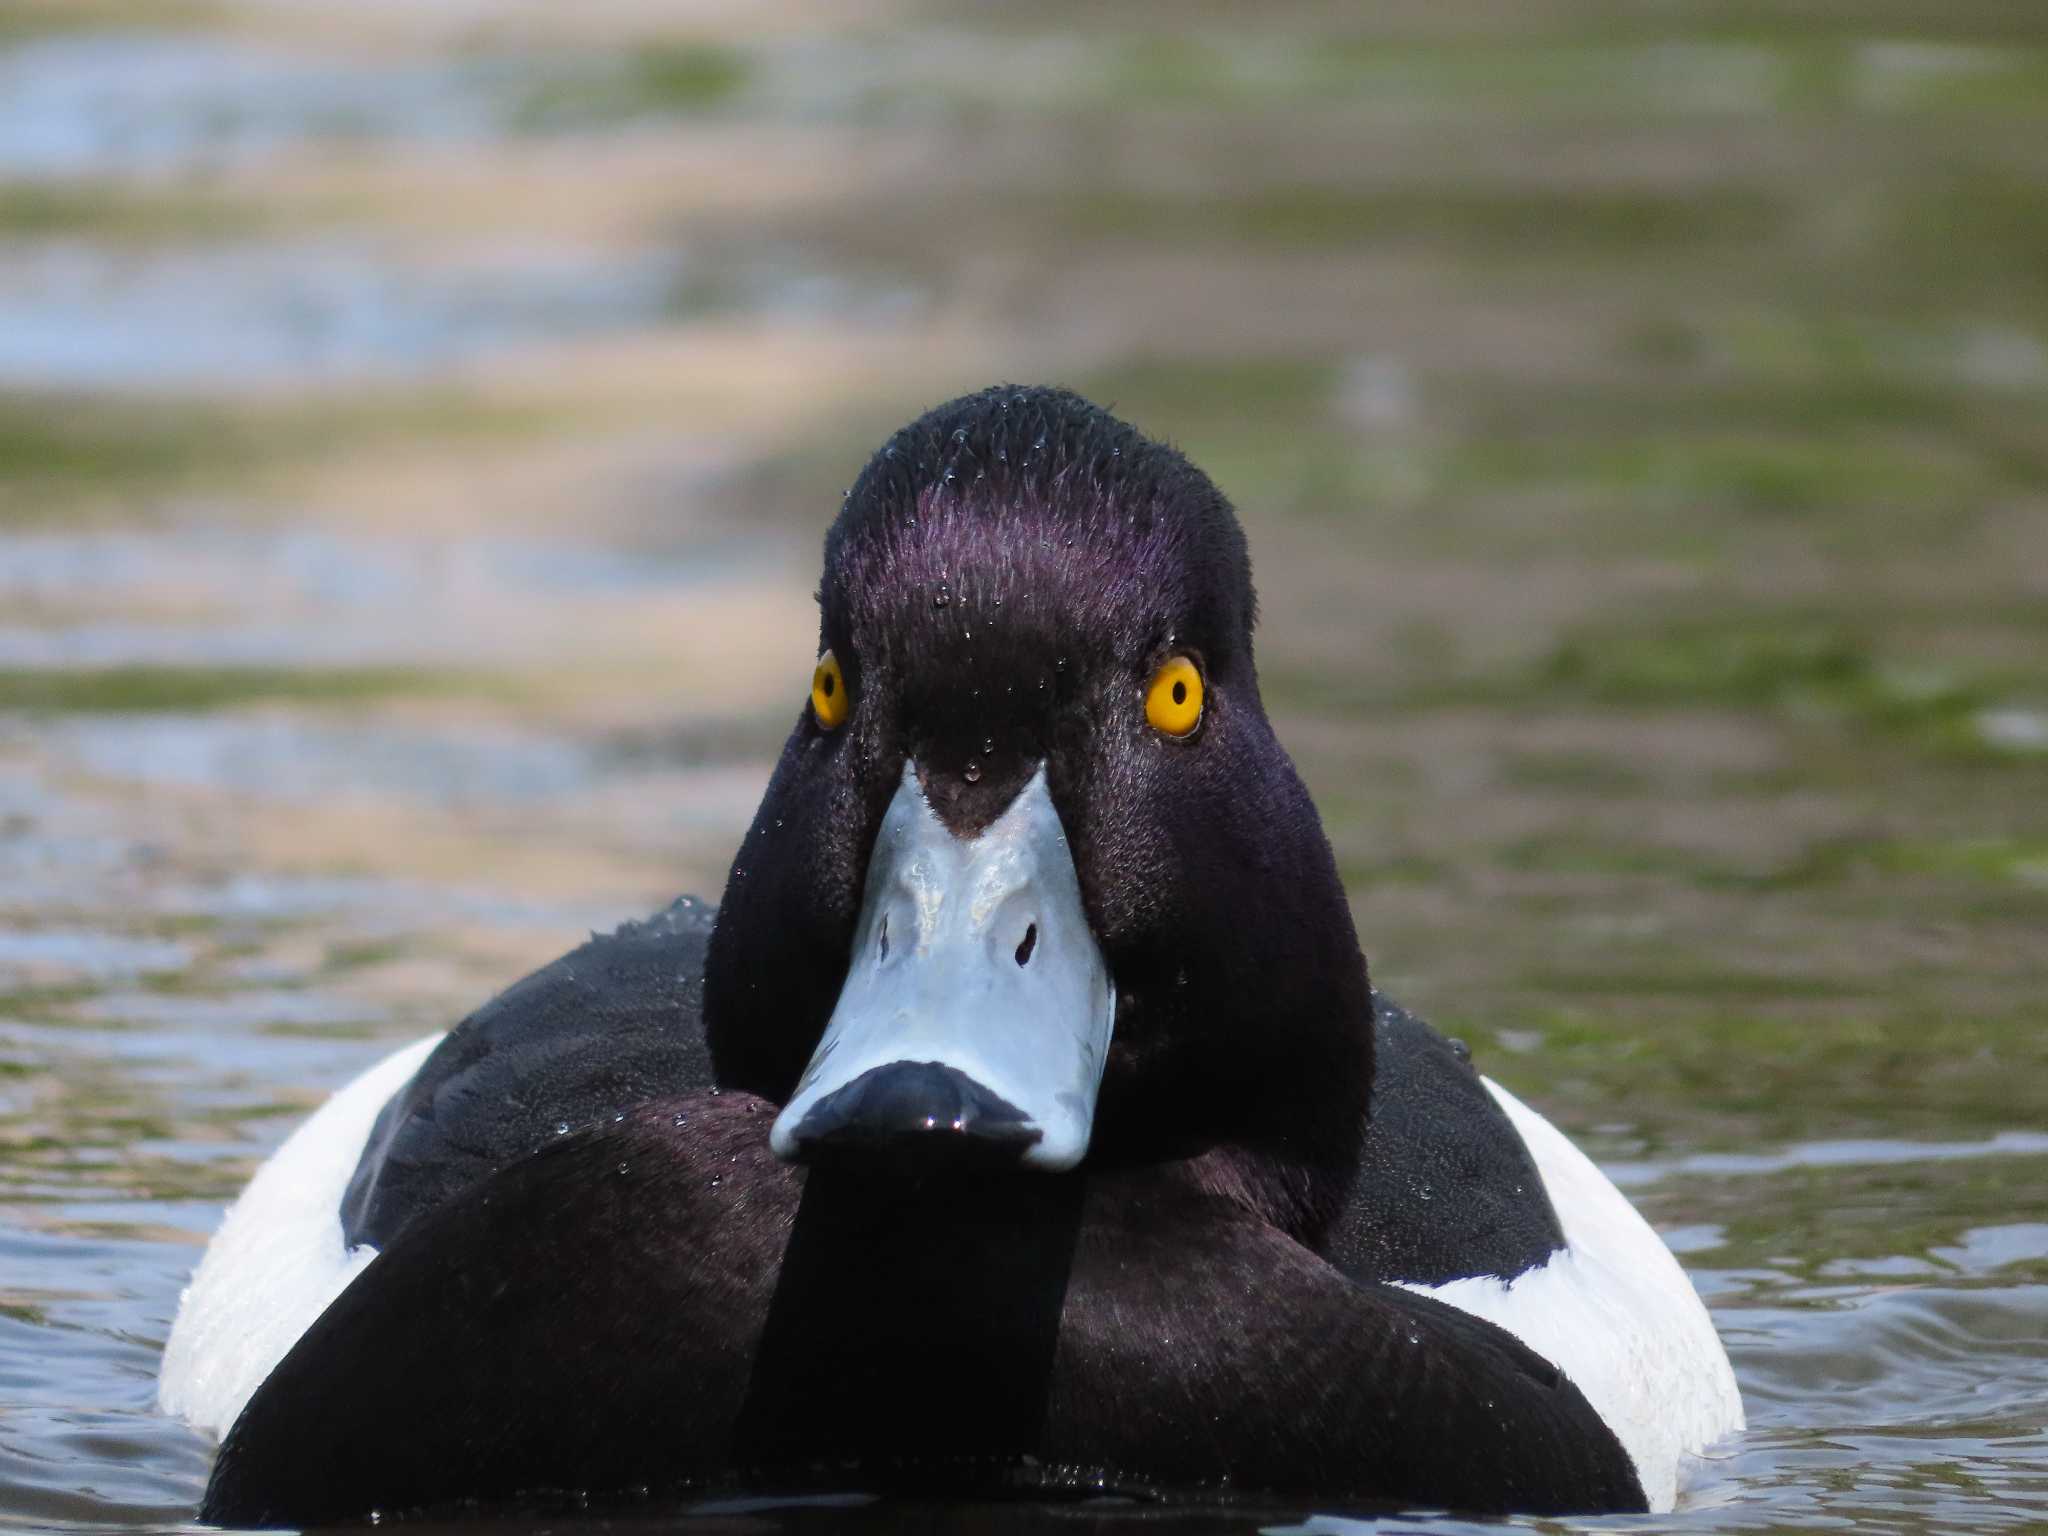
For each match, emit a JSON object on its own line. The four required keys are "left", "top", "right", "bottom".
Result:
{"left": 768, "top": 760, "right": 1115, "bottom": 1172}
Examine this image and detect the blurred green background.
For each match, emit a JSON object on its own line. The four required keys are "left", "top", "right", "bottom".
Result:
{"left": 2, "top": 2, "right": 2046, "bottom": 1530}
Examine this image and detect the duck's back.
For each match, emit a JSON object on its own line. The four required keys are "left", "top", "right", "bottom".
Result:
{"left": 342, "top": 896, "right": 717, "bottom": 1249}
{"left": 158, "top": 896, "right": 717, "bottom": 1438}
{"left": 1329, "top": 996, "right": 1566, "bottom": 1287}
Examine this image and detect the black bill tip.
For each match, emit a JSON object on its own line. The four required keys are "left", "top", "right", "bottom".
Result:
{"left": 787, "top": 1061, "right": 1043, "bottom": 1166}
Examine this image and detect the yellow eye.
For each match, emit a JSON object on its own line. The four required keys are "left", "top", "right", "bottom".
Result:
{"left": 1145, "top": 654, "right": 1203, "bottom": 737}
{"left": 811, "top": 649, "right": 850, "bottom": 729}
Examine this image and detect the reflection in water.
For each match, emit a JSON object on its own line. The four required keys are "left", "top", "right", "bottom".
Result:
{"left": 0, "top": 33, "right": 511, "bottom": 177}
{"left": 1610, "top": 1134, "right": 2048, "bottom": 1188}
{"left": 0, "top": 241, "right": 684, "bottom": 388}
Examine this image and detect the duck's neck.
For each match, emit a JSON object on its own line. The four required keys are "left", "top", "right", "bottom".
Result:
{"left": 1189, "top": 1019, "right": 1374, "bottom": 1247}
{"left": 1183, "top": 1127, "right": 1362, "bottom": 1248}
{"left": 1093, "top": 956, "right": 1376, "bottom": 1249}
{"left": 1133, "top": 729, "right": 1377, "bottom": 1246}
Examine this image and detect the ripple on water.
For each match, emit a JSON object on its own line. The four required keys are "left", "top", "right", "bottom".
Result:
{"left": 67, "top": 991, "right": 388, "bottom": 1033}
{"left": 0, "top": 929, "right": 190, "bottom": 985}
{"left": 0, "top": 525, "right": 726, "bottom": 672}
{"left": 1732, "top": 1282, "right": 2048, "bottom": 1427}
{"left": 1609, "top": 1133, "right": 2048, "bottom": 1188}
{"left": 0, "top": 528, "right": 704, "bottom": 608}
{"left": 0, "top": 1226, "right": 212, "bottom": 1531}
{"left": 39, "top": 711, "right": 599, "bottom": 804}
{"left": 0, "top": 240, "right": 683, "bottom": 390}
{"left": 0, "top": 32, "right": 510, "bottom": 178}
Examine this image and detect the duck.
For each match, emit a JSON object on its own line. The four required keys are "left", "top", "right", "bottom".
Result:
{"left": 159, "top": 384, "right": 1742, "bottom": 1526}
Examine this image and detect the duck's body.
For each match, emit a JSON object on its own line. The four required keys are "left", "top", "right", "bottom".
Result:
{"left": 161, "top": 387, "right": 1740, "bottom": 1525}
{"left": 166, "top": 907, "right": 1735, "bottom": 1522}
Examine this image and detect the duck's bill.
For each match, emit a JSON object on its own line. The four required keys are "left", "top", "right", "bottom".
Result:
{"left": 768, "top": 760, "right": 1114, "bottom": 1173}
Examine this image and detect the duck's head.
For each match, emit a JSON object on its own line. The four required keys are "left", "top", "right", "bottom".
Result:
{"left": 705, "top": 386, "right": 1370, "bottom": 1220}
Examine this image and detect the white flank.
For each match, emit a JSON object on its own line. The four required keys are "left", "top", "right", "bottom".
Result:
{"left": 1399, "top": 1078, "right": 1744, "bottom": 1513}
{"left": 158, "top": 1033, "right": 444, "bottom": 1439}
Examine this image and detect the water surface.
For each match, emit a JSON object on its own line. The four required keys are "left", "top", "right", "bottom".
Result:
{"left": 2, "top": 3, "right": 2044, "bottom": 1533}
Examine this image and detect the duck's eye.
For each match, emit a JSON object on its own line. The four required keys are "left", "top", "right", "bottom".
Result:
{"left": 811, "top": 649, "right": 850, "bottom": 730}
{"left": 1145, "top": 654, "right": 1204, "bottom": 737}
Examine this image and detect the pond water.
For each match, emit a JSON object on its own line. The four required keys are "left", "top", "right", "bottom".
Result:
{"left": 2, "top": 4, "right": 2045, "bottom": 1534}
{"left": 0, "top": 240, "right": 685, "bottom": 390}
{"left": 0, "top": 32, "right": 511, "bottom": 178}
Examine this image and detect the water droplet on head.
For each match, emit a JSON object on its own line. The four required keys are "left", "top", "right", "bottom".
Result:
{"left": 555, "top": 1121, "right": 571, "bottom": 1136}
{"left": 982, "top": 737, "right": 995, "bottom": 754}
{"left": 963, "top": 760, "right": 983, "bottom": 783}
{"left": 672, "top": 1113, "right": 688, "bottom": 1127}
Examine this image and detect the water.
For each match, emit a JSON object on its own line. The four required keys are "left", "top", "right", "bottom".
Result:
{"left": 3, "top": 4, "right": 2045, "bottom": 1533}
{"left": 0, "top": 239, "right": 684, "bottom": 389}
{"left": 0, "top": 33, "right": 508, "bottom": 178}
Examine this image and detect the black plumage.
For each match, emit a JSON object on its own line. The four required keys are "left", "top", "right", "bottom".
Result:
{"left": 206, "top": 386, "right": 1638, "bottom": 1524}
